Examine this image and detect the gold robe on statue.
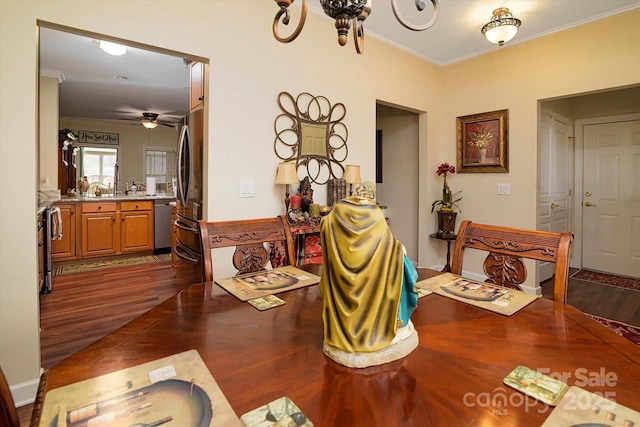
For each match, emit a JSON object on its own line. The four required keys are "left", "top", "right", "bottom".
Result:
{"left": 320, "top": 196, "right": 406, "bottom": 353}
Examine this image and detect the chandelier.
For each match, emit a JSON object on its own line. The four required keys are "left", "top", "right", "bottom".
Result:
{"left": 273, "top": 0, "right": 440, "bottom": 54}
{"left": 481, "top": 8, "right": 521, "bottom": 46}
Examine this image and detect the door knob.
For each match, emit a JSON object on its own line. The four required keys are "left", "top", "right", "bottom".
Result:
{"left": 550, "top": 203, "right": 559, "bottom": 208}
{"left": 585, "top": 191, "right": 591, "bottom": 197}
{"left": 584, "top": 201, "right": 596, "bottom": 207}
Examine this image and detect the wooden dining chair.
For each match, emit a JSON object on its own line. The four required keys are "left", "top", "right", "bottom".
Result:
{"left": 1, "top": 366, "right": 19, "bottom": 427}
{"left": 198, "top": 215, "right": 296, "bottom": 281}
{"left": 450, "top": 220, "right": 574, "bottom": 303}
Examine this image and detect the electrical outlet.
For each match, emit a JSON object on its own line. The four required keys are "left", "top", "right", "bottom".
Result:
{"left": 240, "top": 180, "right": 255, "bottom": 198}
{"left": 497, "top": 183, "right": 510, "bottom": 195}
{"left": 41, "top": 177, "right": 50, "bottom": 187}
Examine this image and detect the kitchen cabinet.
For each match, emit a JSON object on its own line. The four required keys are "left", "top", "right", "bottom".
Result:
{"left": 190, "top": 61, "right": 204, "bottom": 112}
{"left": 38, "top": 211, "right": 45, "bottom": 291}
{"left": 51, "top": 203, "right": 78, "bottom": 260}
{"left": 120, "top": 201, "right": 154, "bottom": 253}
{"left": 81, "top": 202, "right": 119, "bottom": 257}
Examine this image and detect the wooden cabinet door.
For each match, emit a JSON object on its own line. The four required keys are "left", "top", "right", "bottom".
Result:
{"left": 121, "top": 210, "right": 154, "bottom": 253}
{"left": 51, "top": 204, "right": 77, "bottom": 260}
{"left": 190, "top": 61, "right": 204, "bottom": 112}
{"left": 82, "top": 212, "right": 119, "bottom": 256}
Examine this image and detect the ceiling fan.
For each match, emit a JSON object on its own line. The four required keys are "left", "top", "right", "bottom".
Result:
{"left": 140, "top": 112, "right": 173, "bottom": 129}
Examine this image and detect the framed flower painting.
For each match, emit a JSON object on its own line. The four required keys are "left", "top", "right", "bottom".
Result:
{"left": 456, "top": 109, "right": 509, "bottom": 173}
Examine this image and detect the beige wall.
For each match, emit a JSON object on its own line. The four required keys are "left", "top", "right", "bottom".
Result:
{"left": 376, "top": 105, "right": 419, "bottom": 263}
{"left": 1, "top": 1, "right": 638, "bottom": 400}
{"left": 39, "top": 76, "right": 59, "bottom": 191}
{"left": 435, "top": 12, "right": 640, "bottom": 282}
{"left": 59, "top": 118, "right": 178, "bottom": 192}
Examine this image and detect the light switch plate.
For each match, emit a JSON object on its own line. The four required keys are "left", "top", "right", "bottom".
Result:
{"left": 497, "top": 183, "right": 510, "bottom": 195}
{"left": 240, "top": 180, "right": 255, "bottom": 198}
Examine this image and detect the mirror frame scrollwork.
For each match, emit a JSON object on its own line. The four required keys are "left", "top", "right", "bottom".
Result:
{"left": 274, "top": 91, "right": 348, "bottom": 184}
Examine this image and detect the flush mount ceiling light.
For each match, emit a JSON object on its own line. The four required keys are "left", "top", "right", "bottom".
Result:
{"left": 99, "top": 40, "right": 127, "bottom": 56}
{"left": 141, "top": 113, "right": 159, "bottom": 129}
{"left": 273, "top": 0, "right": 440, "bottom": 54}
{"left": 481, "top": 7, "right": 521, "bottom": 46}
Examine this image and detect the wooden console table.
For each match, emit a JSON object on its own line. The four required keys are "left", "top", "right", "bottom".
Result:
{"left": 290, "top": 223, "right": 321, "bottom": 265}
{"left": 429, "top": 232, "right": 457, "bottom": 272}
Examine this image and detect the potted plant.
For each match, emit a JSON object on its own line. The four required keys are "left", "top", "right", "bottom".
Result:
{"left": 431, "top": 162, "right": 462, "bottom": 237}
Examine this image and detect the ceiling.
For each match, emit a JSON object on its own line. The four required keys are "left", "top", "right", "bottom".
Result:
{"left": 39, "top": 27, "right": 191, "bottom": 128}
{"left": 39, "top": 1, "right": 640, "bottom": 126}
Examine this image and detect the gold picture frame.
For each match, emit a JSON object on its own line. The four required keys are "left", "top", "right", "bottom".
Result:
{"left": 456, "top": 109, "right": 508, "bottom": 173}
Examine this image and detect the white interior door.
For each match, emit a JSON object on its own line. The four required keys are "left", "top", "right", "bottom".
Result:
{"left": 538, "top": 113, "right": 572, "bottom": 282}
{"left": 582, "top": 119, "right": 640, "bottom": 277}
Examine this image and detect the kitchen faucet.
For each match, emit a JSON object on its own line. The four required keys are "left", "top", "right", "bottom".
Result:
{"left": 114, "top": 162, "right": 119, "bottom": 195}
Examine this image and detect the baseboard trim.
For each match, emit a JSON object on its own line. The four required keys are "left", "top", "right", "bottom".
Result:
{"left": 11, "top": 374, "right": 39, "bottom": 407}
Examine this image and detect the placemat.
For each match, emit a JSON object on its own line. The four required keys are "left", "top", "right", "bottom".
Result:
{"left": 215, "top": 265, "right": 320, "bottom": 301}
{"left": 39, "top": 350, "right": 241, "bottom": 427}
{"left": 416, "top": 272, "right": 538, "bottom": 316}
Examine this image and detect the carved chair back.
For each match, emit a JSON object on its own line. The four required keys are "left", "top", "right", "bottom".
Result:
{"left": 451, "top": 220, "right": 574, "bottom": 303}
{"left": 0, "top": 366, "right": 19, "bottom": 427}
{"left": 198, "top": 216, "right": 296, "bottom": 282}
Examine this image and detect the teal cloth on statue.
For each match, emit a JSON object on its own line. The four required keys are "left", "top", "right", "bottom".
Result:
{"left": 398, "top": 254, "right": 418, "bottom": 327}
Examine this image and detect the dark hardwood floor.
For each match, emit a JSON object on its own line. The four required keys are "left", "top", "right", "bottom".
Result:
{"left": 541, "top": 269, "right": 640, "bottom": 327}
{"left": 17, "top": 264, "right": 639, "bottom": 425}
{"left": 18, "top": 259, "right": 186, "bottom": 426}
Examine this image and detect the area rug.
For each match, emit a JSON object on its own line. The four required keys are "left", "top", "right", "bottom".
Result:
{"left": 586, "top": 313, "right": 640, "bottom": 346}
{"left": 54, "top": 253, "right": 171, "bottom": 275}
{"left": 570, "top": 269, "right": 640, "bottom": 291}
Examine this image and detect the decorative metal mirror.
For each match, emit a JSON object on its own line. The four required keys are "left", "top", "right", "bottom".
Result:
{"left": 274, "top": 91, "right": 348, "bottom": 184}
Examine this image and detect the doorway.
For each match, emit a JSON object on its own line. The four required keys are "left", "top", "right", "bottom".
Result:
{"left": 376, "top": 103, "right": 420, "bottom": 263}
{"left": 577, "top": 114, "right": 640, "bottom": 277}
{"left": 539, "top": 86, "right": 640, "bottom": 278}
{"left": 37, "top": 23, "right": 203, "bottom": 365}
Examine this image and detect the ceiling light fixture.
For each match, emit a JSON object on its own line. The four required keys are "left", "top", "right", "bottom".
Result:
{"left": 273, "top": 0, "right": 440, "bottom": 54}
{"left": 99, "top": 40, "right": 127, "bottom": 56}
{"left": 481, "top": 7, "right": 521, "bottom": 46}
{"left": 142, "top": 120, "right": 158, "bottom": 129}
{"left": 141, "top": 112, "right": 159, "bottom": 129}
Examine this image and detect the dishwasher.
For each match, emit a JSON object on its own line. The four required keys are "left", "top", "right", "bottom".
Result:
{"left": 154, "top": 199, "right": 174, "bottom": 253}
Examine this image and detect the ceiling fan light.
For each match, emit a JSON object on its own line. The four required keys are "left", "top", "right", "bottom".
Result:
{"left": 142, "top": 120, "right": 158, "bottom": 129}
{"left": 99, "top": 40, "right": 127, "bottom": 56}
{"left": 481, "top": 8, "right": 521, "bottom": 46}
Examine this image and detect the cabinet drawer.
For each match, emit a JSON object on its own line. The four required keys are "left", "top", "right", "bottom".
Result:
{"left": 121, "top": 200, "right": 152, "bottom": 211}
{"left": 82, "top": 202, "right": 117, "bottom": 213}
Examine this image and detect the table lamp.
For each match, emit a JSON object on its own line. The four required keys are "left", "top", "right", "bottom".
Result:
{"left": 275, "top": 161, "right": 299, "bottom": 212}
{"left": 343, "top": 164, "right": 361, "bottom": 196}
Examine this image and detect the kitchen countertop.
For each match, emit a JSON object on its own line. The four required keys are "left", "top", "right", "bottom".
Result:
{"left": 57, "top": 194, "right": 176, "bottom": 202}
{"left": 38, "top": 194, "right": 176, "bottom": 214}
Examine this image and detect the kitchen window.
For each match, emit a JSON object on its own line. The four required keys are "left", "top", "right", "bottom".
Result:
{"left": 143, "top": 146, "right": 176, "bottom": 194}
{"left": 80, "top": 146, "right": 117, "bottom": 188}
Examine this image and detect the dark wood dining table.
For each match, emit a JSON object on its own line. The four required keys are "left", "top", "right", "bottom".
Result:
{"left": 37, "top": 268, "right": 640, "bottom": 426}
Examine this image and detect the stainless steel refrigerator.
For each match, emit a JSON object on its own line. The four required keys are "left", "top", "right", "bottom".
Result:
{"left": 174, "top": 108, "right": 204, "bottom": 286}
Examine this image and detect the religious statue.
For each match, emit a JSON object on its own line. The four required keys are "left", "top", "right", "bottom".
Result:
{"left": 319, "top": 181, "right": 419, "bottom": 368}
{"left": 298, "top": 176, "right": 313, "bottom": 213}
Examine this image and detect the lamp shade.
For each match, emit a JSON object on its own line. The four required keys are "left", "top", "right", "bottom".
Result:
{"left": 481, "top": 8, "right": 521, "bottom": 46}
{"left": 275, "top": 162, "right": 299, "bottom": 184}
{"left": 343, "top": 164, "right": 362, "bottom": 184}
